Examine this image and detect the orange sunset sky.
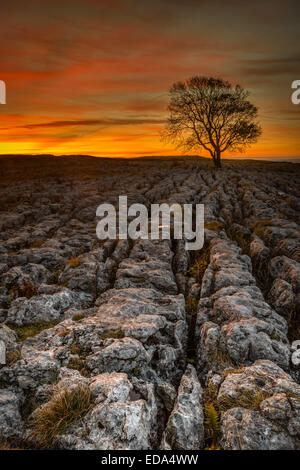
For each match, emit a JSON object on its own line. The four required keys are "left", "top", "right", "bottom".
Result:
{"left": 0, "top": 0, "right": 299, "bottom": 159}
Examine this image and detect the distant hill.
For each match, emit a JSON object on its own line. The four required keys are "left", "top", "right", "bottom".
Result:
{"left": 0, "top": 154, "right": 299, "bottom": 185}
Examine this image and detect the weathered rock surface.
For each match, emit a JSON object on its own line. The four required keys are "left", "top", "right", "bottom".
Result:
{"left": 161, "top": 365, "right": 204, "bottom": 450}
{"left": 50, "top": 370, "right": 157, "bottom": 450}
{"left": 0, "top": 390, "right": 24, "bottom": 439}
{"left": 196, "top": 237, "right": 290, "bottom": 375}
{"left": 0, "top": 156, "right": 299, "bottom": 450}
{"left": 219, "top": 360, "right": 300, "bottom": 450}
{"left": 7, "top": 289, "right": 93, "bottom": 325}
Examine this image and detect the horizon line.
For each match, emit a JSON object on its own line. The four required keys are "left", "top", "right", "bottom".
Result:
{"left": 0, "top": 153, "right": 300, "bottom": 162}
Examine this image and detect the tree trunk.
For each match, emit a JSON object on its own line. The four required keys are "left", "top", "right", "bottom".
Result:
{"left": 214, "top": 150, "right": 222, "bottom": 168}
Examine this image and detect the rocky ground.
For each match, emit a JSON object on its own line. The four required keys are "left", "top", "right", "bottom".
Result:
{"left": 0, "top": 155, "right": 299, "bottom": 450}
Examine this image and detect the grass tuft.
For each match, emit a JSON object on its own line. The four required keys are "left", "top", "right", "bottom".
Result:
{"left": 8, "top": 321, "right": 58, "bottom": 342}
{"left": 202, "top": 378, "right": 270, "bottom": 449}
{"left": 8, "top": 281, "right": 38, "bottom": 300}
{"left": 226, "top": 227, "right": 251, "bottom": 255}
{"left": 252, "top": 219, "right": 273, "bottom": 239}
{"left": 252, "top": 259, "right": 273, "bottom": 299}
{"left": 68, "top": 257, "right": 82, "bottom": 268}
{"left": 72, "top": 313, "right": 85, "bottom": 322}
{"left": 67, "top": 358, "right": 90, "bottom": 377}
{"left": 100, "top": 329, "right": 125, "bottom": 340}
{"left": 29, "top": 386, "right": 93, "bottom": 448}
{"left": 204, "top": 221, "right": 224, "bottom": 232}
{"left": 218, "top": 389, "right": 271, "bottom": 412}
{"left": 0, "top": 440, "right": 12, "bottom": 450}
{"left": 6, "top": 350, "right": 21, "bottom": 366}
{"left": 204, "top": 402, "right": 220, "bottom": 449}
{"left": 188, "top": 243, "right": 210, "bottom": 283}
{"left": 185, "top": 297, "right": 198, "bottom": 316}
{"left": 211, "top": 347, "right": 235, "bottom": 367}
{"left": 30, "top": 239, "right": 46, "bottom": 248}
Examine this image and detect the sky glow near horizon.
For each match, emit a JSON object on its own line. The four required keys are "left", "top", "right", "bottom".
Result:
{"left": 0, "top": 0, "right": 299, "bottom": 159}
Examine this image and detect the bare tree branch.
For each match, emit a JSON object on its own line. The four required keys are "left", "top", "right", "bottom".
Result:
{"left": 161, "top": 76, "right": 262, "bottom": 168}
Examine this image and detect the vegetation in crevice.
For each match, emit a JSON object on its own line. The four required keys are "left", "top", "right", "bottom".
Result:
{"left": 68, "top": 256, "right": 82, "bottom": 268}
{"left": 0, "top": 440, "right": 14, "bottom": 450}
{"left": 30, "top": 239, "right": 46, "bottom": 249}
{"left": 5, "top": 349, "right": 21, "bottom": 366}
{"left": 99, "top": 328, "right": 125, "bottom": 340}
{"left": 188, "top": 242, "right": 210, "bottom": 283}
{"left": 28, "top": 386, "right": 93, "bottom": 448}
{"left": 186, "top": 307, "right": 197, "bottom": 365}
{"left": 185, "top": 297, "right": 198, "bottom": 317}
{"left": 203, "top": 377, "right": 272, "bottom": 450}
{"left": 204, "top": 402, "right": 220, "bottom": 450}
{"left": 185, "top": 242, "right": 211, "bottom": 366}
{"left": 0, "top": 437, "right": 34, "bottom": 450}
{"left": 226, "top": 226, "right": 251, "bottom": 255}
{"left": 72, "top": 313, "right": 85, "bottom": 322}
{"left": 287, "top": 305, "right": 300, "bottom": 342}
{"left": 252, "top": 219, "right": 274, "bottom": 241}
{"left": 204, "top": 221, "right": 224, "bottom": 232}
{"left": 217, "top": 389, "right": 271, "bottom": 412}
{"left": 251, "top": 258, "right": 273, "bottom": 300}
{"left": 67, "top": 342, "right": 90, "bottom": 377}
{"left": 7, "top": 281, "right": 38, "bottom": 302}
{"left": 221, "top": 367, "right": 245, "bottom": 380}
{"left": 203, "top": 381, "right": 221, "bottom": 450}
{"left": 67, "top": 357, "right": 90, "bottom": 377}
{"left": 210, "top": 345, "right": 236, "bottom": 368}
{"left": 7, "top": 321, "right": 58, "bottom": 342}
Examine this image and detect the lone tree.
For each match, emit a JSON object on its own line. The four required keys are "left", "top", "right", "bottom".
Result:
{"left": 163, "top": 76, "right": 261, "bottom": 168}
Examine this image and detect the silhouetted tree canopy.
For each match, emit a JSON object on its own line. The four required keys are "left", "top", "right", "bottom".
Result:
{"left": 163, "top": 76, "right": 262, "bottom": 168}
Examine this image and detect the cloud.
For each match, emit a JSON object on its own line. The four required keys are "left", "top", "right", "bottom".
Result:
{"left": 0, "top": 117, "right": 166, "bottom": 131}
{"left": 239, "top": 54, "right": 300, "bottom": 78}
{"left": 0, "top": 0, "right": 299, "bottom": 157}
